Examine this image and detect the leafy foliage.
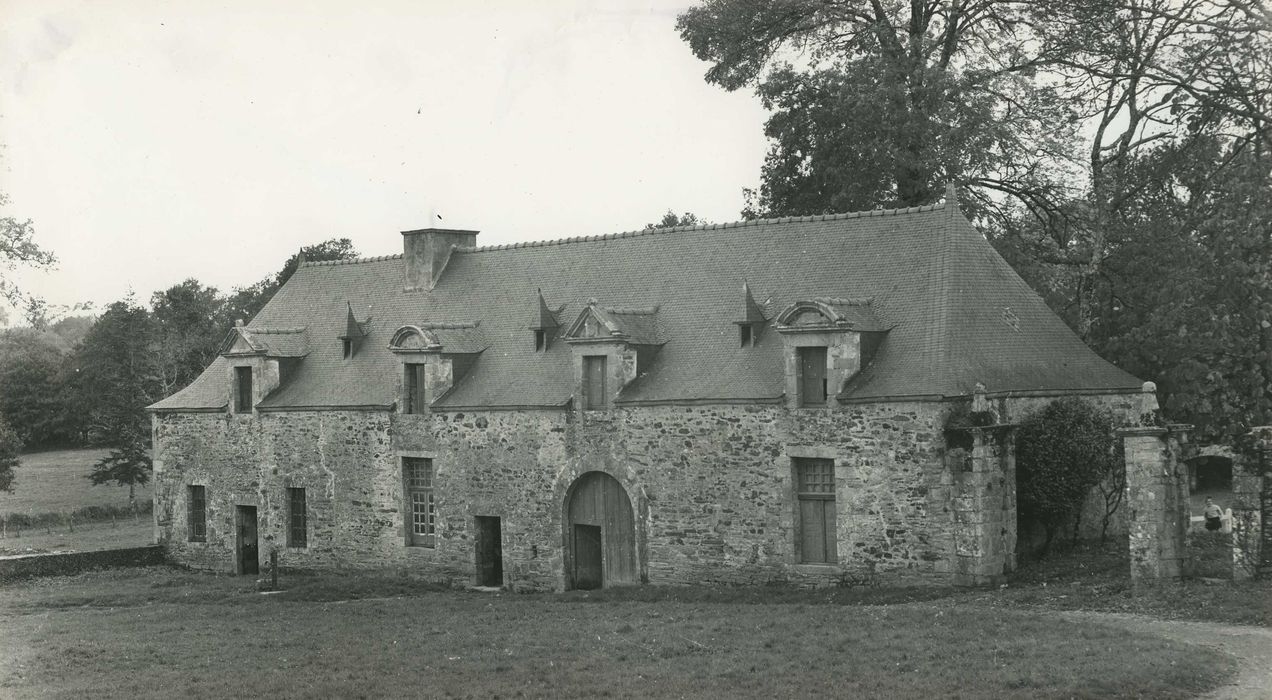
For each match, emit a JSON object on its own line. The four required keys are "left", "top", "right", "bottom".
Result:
{"left": 644, "top": 211, "right": 706, "bottom": 230}
{"left": 87, "top": 425, "right": 152, "bottom": 509}
{"left": 1016, "top": 398, "right": 1118, "bottom": 554}
{"left": 71, "top": 295, "right": 160, "bottom": 444}
{"left": 0, "top": 191, "right": 56, "bottom": 310}
{"left": 0, "top": 414, "right": 19, "bottom": 493}
{"left": 0, "top": 328, "right": 78, "bottom": 447}
{"left": 678, "top": 0, "right": 1076, "bottom": 217}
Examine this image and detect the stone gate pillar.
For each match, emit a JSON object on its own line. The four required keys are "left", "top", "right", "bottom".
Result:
{"left": 1120, "top": 421, "right": 1191, "bottom": 585}
{"left": 951, "top": 424, "right": 1017, "bottom": 586}
{"left": 1232, "top": 425, "right": 1271, "bottom": 579}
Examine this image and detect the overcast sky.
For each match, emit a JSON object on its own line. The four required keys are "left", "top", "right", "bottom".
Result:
{"left": 0, "top": 0, "right": 769, "bottom": 323}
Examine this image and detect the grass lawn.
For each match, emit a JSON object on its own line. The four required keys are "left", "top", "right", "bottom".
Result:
{"left": 0, "top": 519, "right": 153, "bottom": 556}
{"left": 0, "top": 567, "right": 1236, "bottom": 699}
{"left": 976, "top": 541, "right": 1272, "bottom": 627}
{"left": 0, "top": 448, "right": 152, "bottom": 518}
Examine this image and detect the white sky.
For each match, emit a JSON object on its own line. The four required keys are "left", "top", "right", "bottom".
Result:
{"left": 0, "top": 0, "right": 769, "bottom": 322}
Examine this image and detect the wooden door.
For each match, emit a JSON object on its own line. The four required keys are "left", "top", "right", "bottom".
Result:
{"left": 475, "top": 516, "right": 503, "bottom": 587}
{"left": 798, "top": 346, "right": 828, "bottom": 406}
{"left": 236, "top": 505, "right": 258, "bottom": 575}
{"left": 565, "top": 471, "right": 636, "bottom": 588}
{"left": 573, "top": 524, "right": 603, "bottom": 589}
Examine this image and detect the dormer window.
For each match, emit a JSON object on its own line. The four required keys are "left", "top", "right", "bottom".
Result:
{"left": 404, "top": 362, "right": 426, "bottom": 414}
{"left": 234, "top": 366, "right": 253, "bottom": 413}
{"left": 582, "top": 355, "right": 607, "bottom": 410}
{"left": 530, "top": 289, "right": 561, "bottom": 353}
{"left": 735, "top": 282, "right": 767, "bottom": 349}
{"left": 774, "top": 298, "right": 889, "bottom": 410}
{"left": 797, "top": 347, "right": 828, "bottom": 406}
{"left": 389, "top": 323, "right": 487, "bottom": 413}
{"left": 339, "top": 302, "right": 368, "bottom": 360}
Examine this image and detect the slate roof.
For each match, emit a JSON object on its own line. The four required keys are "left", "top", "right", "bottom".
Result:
{"left": 148, "top": 198, "right": 1141, "bottom": 412}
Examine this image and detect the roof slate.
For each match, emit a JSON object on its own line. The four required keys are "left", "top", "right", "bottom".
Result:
{"left": 149, "top": 200, "right": 1141, "bottom": 412}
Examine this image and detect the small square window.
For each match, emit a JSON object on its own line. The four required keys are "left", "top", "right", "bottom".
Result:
{"left": 534, "top": 329, "right": 546, "bottom": 352}
{"left": 740, "top": 324, "right": 753, "bottom": 347}
{"left": 342, "top": 338, "right": 353, "bottom": 359}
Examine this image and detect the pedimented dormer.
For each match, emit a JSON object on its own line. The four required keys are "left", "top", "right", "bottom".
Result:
{"left": 218, "top": 324, "right": 310, "bottom": 414}
{"left": 564, "top": 300, "right": 663, "bottom": 410}
{"left": 389, "top": 322, "right": 487, "bottom": 413}
{"left": 773, "top": 298, "right": 888, "bottom": 408}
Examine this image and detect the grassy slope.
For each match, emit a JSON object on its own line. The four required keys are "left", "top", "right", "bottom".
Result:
{"left": 0, "top": 448, "right": 153, "bottom": 517}
{"left": 0, "top": 568, "right": 1235, "bottom": 699}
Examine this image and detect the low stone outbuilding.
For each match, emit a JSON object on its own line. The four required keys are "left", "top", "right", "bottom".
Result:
{"left": 148, "top": 195, "right": 1142, "bottom": 589}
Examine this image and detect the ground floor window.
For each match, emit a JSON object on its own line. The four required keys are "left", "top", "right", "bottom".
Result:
{"left": 287, "top": 487, "right": 307, "bottom": 548}
{"left": 188, "top": 485, "right": 206, "bottom": 542}
{"left": 404, "top": 457, "right": 435, "bottom": 547}
{"left": 794, "top": 457, "right": 836, "bottom": 563}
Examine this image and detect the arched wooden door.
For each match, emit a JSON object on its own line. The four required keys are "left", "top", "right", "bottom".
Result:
{"left": 565, "top": 471, "right": 636, "bottom": 589}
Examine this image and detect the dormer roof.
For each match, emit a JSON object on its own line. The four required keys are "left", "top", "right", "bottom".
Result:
{"left": 774, "top": 298, "right": 888, "bottom": 332}
{"left": 389, "top": 322, "right": 488, "bottom": 354}
{"left": 531, "top": 289, "right": 561, "bottom": 330}
{"left": 737, "top": 282, "right": 767, "bottom": 325}
{"left": 564, "top": 302, "right": 663, "bottom": 345}
{"left": 340, "top": 303, "right": 368, "bottom": 340}
{"left": 219, "top": 326, "right": 310, "bottom": 358}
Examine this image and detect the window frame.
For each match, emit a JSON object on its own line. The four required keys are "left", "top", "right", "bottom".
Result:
{"left": 187, "top": 485, "right": 207, "bottom": 543}
{"left": 739, "top": 323, "right": 753, "bottom": 347}
{"left": 286, "top": 487, "right": 307, "bottom": 548}
{"left": 534, "top": 329, "right": 546, "bottom": 352}
{"left": 796, "top": 346, "right": 829, "bottom": 407}
{"left": 234, "top": 366, "right": 253, "bottom": 413}
{"left": 403, "top": 457, "right": 436, "bottom": 548}
{"left": 404, "top": 362, "right": 427, "bottom": 414}
{"left": 581, "top": 354, "right": 607, "bottom": 410}
{"left": 342, "top": 338, "right": 353, "bottom": 360}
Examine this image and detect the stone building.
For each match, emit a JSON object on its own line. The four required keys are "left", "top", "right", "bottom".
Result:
{"left": 148, "top": 196, "right": 1142, "bottom": 589}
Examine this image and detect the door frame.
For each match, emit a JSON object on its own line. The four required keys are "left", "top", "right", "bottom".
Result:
{"left": 235, "top": 504, "right": 259, "bottom": 575}
{"left": 562, "top": 470, "right": 638, "bottom": 590}
{"left": 474, "top": 515, "right": 504, "bottom": 587}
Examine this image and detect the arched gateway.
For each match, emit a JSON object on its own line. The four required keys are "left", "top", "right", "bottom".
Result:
{"left": 564, "top": 471, "right": 636, "bottom": 589}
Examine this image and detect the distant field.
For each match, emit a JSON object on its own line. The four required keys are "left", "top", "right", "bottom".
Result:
{"left": 0, "top": 449, "right": 153, "bottom": 518}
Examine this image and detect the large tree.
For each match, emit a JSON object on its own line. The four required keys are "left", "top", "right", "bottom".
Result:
{"left": 678, "top": 0, "right": 1077, "bottom": 217}
{"left": 151, "top": 280, "right": 226, "bottom": 398}
{"left": 72, "top": 296, "right": 160, "bottom": 444}
{"left": 221, "top": 238, "right": 359, "bottom": 326}
{"left": 0, "top": 328, "right": 75, "bottom": 447}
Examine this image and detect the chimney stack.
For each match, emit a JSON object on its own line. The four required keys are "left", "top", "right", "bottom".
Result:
{"left": 401, "top": 227, "right": 478, "bottom": 291}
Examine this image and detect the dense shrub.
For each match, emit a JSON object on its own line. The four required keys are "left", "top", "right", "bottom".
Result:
{"left": 0, "top": 415, "right": 20, "bottom": 493}
{"left": 1016, "top": 398, "right": 1117, "bottom": 555}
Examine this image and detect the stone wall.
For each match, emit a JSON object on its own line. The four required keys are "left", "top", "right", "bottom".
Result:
{"left": 152, "top": 391, "right": 1134, "bottom": 590}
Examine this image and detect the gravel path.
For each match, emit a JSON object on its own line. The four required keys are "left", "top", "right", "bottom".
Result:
{"left": 1056, "top": 610, "right": 1272, "bottom": 699}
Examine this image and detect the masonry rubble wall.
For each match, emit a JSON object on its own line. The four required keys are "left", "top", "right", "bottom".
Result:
{"left": 152, "top": 391, "right": 1135, "bottom": 590}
